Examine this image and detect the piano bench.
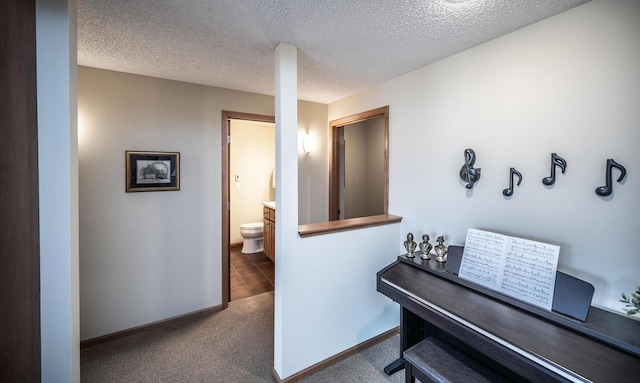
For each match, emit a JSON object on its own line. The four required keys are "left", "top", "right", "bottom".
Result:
{"left": 403, "top": 337, "right": 511, "bottom": 383}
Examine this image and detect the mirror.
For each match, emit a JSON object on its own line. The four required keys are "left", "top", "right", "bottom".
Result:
{"left": 329, "top": 106, "right": 389, "bottom": 221}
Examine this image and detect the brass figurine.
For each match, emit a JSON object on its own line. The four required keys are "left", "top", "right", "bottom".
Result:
{"left": 435, "top": 236, "right": 448, "bottom": 263}
{"left": 404, "top": 233, "right": 417, "bottom": 258}
{"left": 419, "top": 234, "right": 432, "bottom": 260}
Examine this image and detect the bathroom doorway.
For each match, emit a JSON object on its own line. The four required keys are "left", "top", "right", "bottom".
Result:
{"left": 221, "top": 111, "right": 275, "bottom": 305}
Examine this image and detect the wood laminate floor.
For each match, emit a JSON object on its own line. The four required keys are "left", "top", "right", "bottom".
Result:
{"left": 230, "top": 246, "right": 275, "bottom": 301}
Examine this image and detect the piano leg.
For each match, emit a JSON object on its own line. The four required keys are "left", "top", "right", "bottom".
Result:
{"left": 384, "top": 306, "right": 427, "bottom": 375}
{"left": 383, "top": 358, "right": 405, "bottom": 375}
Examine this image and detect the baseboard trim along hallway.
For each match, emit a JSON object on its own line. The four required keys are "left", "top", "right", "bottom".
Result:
{"left": 80, "top": 304, "right": 224, "bottom": 349}
{"left": 272, "top": 327, "right": 400, "bottom": 383}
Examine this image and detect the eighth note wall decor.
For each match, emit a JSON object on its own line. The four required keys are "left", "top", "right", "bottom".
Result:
{"left": 503, "top": 168, "right": 522, "bottom": 197}
{"left": 542, "top": 153, "right": 567, "bottom": 186}
{"left": 595, "top": 159, "right": 627, "bottom": 197}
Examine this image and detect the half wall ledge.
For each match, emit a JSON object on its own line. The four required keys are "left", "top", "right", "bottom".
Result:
{"left": 298, "top": 214, "right": 402, "bottom": 238}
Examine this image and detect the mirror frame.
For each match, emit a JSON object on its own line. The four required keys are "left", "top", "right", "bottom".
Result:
{"left": 328, "top": 106, "right": 389, "bottom": 221}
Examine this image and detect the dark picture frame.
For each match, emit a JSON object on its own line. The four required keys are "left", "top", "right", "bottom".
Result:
{"left": 125, "top": 151, "right": 180, "bottom": 192}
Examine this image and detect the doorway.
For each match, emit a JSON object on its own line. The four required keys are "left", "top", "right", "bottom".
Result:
{"left": 221, "top": 111, "right": 275, "bottom": 305}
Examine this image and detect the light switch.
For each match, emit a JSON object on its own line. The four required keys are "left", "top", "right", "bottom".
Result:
{"left": 235, "top": 182, "right": 240, "bottom": 189}
{"left": 235, "top": 174, "right": 240, "bottom": 182}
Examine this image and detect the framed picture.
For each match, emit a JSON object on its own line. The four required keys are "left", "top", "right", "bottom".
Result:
{"left": 126, "top": 151, "right": 180, "bottom": 192}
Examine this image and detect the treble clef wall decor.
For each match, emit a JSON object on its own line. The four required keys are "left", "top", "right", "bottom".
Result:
{"left": 459, "top": 148, "right": 481, "bottom": 189}
{"left": 542, "top": 153, "right": 567, "bottom": 186}
{"left": 503, "top": 167, "right": 522, "bottom": 197}
{"left": 595, "top": 159, "right": 626, "bottom": 197}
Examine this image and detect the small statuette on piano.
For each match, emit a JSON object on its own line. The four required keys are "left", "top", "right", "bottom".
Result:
{"left": 404, "top": 232, "right": 417, "bottom": 258}
{"left": 435, "top": 235, "right": 448, "bottom": 263}
{"left": 419, "top": 234, "right": 432, "bottom": 260}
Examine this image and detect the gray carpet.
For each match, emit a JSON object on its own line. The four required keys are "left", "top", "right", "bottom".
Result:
{"left": 81, "top": 291, "right": 405, "bottom": 382}
{"left": 298, "top": 334, "right": 404, "bottom": 383}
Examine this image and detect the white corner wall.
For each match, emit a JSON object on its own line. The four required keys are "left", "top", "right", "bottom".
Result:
{"left": 274, "top": 44, "right": 401, "bottom": 380}
{"left": 330, "top": 0, "right": 640, "bottom": 312}
{"left": 276, "top": 224, "right": 402, "bottom": 379}
{"left": 37, "top": 0, "right": 80, "bottom": 381}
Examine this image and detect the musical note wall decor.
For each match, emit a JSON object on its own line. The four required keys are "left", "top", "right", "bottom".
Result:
{"left": 452, "top": 149, "right": 630, "bottom": 198}
{"left": 542, "top": 153, "right": 567, "bottom": 186}
{"left": 503, "top": 168, "right": 522, "bottom": 197}
{"left": 459, "top": 148, "right": 481, "bottom": 189}
{"left": 595, "top": 158, "right": 627, "bottom": 197}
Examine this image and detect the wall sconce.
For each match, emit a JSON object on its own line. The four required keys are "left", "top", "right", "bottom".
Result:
{"left": 302, "top": 133, "right": 314, "bottom": 155}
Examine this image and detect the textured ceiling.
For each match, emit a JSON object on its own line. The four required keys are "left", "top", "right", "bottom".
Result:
{"left": 78, "top": 0, "right": 590, "bottom": 104}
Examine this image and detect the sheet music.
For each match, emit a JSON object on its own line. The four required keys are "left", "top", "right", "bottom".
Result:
{"left": 458, "top": 228, "right": 559, "bottom": 310}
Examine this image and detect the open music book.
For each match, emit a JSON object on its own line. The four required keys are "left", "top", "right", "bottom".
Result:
{"left": 458, "top": 228, "right": 560, "bottom": 310}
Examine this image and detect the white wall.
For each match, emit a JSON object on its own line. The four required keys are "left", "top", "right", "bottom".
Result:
{"left": 36, "top": 0, "right": 80, "bottom": 381}
{"left": 298, "top": 101, "right": 329, "bottom": 225}
{"left": 79, "top": 67, "right": 239, "bottom": 339}
{"left": 78, "top": 67, "right": 328, "bottom": 340}
{"left": 230, "top": 120, "right": 275, "bottom": 245}
{"left": 330, "top": 0, "right": 640, "bottom": 312}
{"left": 277, "top": 224, "right": 402, "bottom": 378}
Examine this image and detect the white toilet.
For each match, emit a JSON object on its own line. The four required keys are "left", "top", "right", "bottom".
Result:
{"left": 239, "top": 222, "right": 264, "bottom": 254}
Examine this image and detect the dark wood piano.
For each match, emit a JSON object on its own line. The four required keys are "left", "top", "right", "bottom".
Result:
{"left": 377, "top": 252, "right": 640, "bottom": 383}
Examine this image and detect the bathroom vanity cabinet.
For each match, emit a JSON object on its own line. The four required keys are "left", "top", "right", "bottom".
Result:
{"left": 263, "top": 206, "right": 275, "bottom": 262}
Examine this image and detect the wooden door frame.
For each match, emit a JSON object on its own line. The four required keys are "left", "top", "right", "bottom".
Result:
{"left": 1, "top": 0, "right": 41, "bottom": 380}
{"left": 221, "top": 111, "right": 275, "bottom": 306}
{"left": 328, "top": 106, "right": 389, "bottom": 221}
